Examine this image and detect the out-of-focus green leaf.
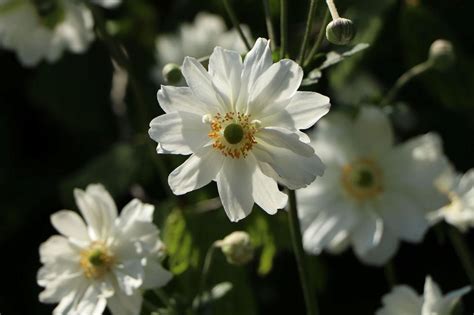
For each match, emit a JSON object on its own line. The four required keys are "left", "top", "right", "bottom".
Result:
{"left": 247, "top": 213, "right": 277, "bottom": 275}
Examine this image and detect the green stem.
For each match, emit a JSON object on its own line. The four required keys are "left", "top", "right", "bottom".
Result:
{"left": 447, "top": 225, "right": 474, "bottom": 286}
{"left": 383, "top": 260, "right": 397, "bottom": 288}
{"left": 297, "top": 0, "right": 319, "bottom": 65}
{"left": 325, "top": 0, "right": 340, "bottom": 20}
{"left": 288, "top": 190, "right": 319, "bottom": 315}
{"left": 280, "top": 0, "right": 288, "bottom": 59}
{"left": 196, "top": 242, "right": 218, "bottom": 312}
{"left": 262, "top": 0, "right": 277, "bottom": 50}
{"left": 381, "top": 60, "right": 433, "bottom": 105}
{"left": 304, "top": 9, "right": 330, "bottom": 67}
{"left": 222, "top": 0, "right": 252, "bottom": 51}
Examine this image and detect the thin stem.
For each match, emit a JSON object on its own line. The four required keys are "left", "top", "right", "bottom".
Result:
{"left": 326, "top": 0, "right": 340, "bottom": 20}
{"left": 262, "top": 0, "right": 277, "bottom": 50}
{"left": 280, "top": 0, "right": 288, "bottom": 59}
{"left": 304, "top": 9, "right": 330, "bottom": 67}
{"left": 381, "top": 61, "right": 433, "bottom": 105}
{"left": 196, "top": 242, "right": 218, "bottom": 311}
{"left": 288, "top": 190, "right": 319, "bottom": 315}
{"left": 222, "top": 0, "right": 252, "bottom": 51}
{"left": 298, "top": 0, "right": 319, "bottom": 65}
{"left": 447, "top": 225, "right": 474, "bottom": 286}
{"left": 383, "top": 260, "right": 397, "bottom": 288}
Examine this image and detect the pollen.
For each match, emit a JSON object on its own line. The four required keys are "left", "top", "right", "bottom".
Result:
{"left": 80, "top": 241, "right": 115, "bottom": 279}
{"left": 206, "top": 112, "right": 258, "bottom": 159}
{"left": 341, "top": 158, "right": 384, "bottom": 201}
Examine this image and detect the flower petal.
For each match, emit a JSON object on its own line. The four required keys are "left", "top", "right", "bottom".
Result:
{"left": 113, "top": 259, "right": 144, "bottom": 295}
{"left": 142, "top": 259, "right": 173, "bottom": 289}
{"left": 257, "top": 127, "right": 315, "bottom": 157}
{"left": 168, "top": 147, "right": 224, "bottom": 195}
{"left": 182, "top": 56, "right": 226, "bottom": 112}
{"left": 248, "top": 59, "right": 303, "bottom": 118}
{"left": 357, "top": 226, "right": 399, "bottom": 266}
{"left": 351, "top": 207, "right": 384, "bottom": 257}
{"left": 354, "top": 107, "right": 394, "bottom": 158}
{"left": 283, "top": 91, "right": 330, "bottom": 130}
{"left": 208, "top": 46, "right": 243, "bottom": 108}
{"left": 106, "top": 290, "right": 143, "bottom": 315}
{"left": 216, "top": 157, "right": 256, "bottom": 222}
{"left": 157, "top": 85, "right": 211, "bottom": 115}
{"left": 252, "top": 165, "right": 288, "bottom": 215}
{"left": 39, "top": 235, "right": 80, "bottom": 264}
{"left": 149, "top": 111, "right": 210, "bottom": 155}
{"left": 376, "top": 285, "right": 422, "bottom": 315}
{"left": 50, "top": 210, "right": 89, "bottom": 242}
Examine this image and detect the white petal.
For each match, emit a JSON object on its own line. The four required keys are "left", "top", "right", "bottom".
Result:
{"left": 283, "top": 91, "right": 330, "bottom": 130}
{"left": 353, "top": 107, "right": 394, "bottom": 158}
{"left": 107, "top": 290, "right": 143, "bottom": 315}
{"left": 157, "top": 85, "right": 211, "bottom": 115}
{"left": 257, "top": 127, "right": 314, "bottom": 156}
{"left": 38, "top": 271, "right": 83, "bottom": 303}
{"left": 253, "top": 139, "right": 325, "bottom": 189}
{"left": 39, "top": 235, "right": 80, "bottom": 264}
{"left": 238, "top": 38, "right": 272, "bottom": 112}
{"left": 438, "top": 285, "right": 471, "bottom": 314}
{"left": 378, "top": 192, "right": 429, "bottom": 242}
{"left": 422, "top": 276, "right": 443, "bottom": 315}
{"left": 142, "top": 259, "right": 173, "bottom": 289}
{"left": 181, "top": 56, "right": 226, "bottom": 112}
{"left": 168, "top": 147, "right": 224, "bottom": 195}
{"left": 358, "top": 227, "right": 399, "bottom": 266}
{"left": 119, "top": 199, "right": 154, "bottom": 224}
{"left": 149, "top": 111, "right": 210, "bottom": 155}
{"left": 113, "top": 259, "right": 144, "bottom": 295}
{"left": 248, "top": 59, "right": 303, "bottom": 118}
{"left": 351, "top": 207, "right": 384, "bottom": 257}
{"left": 252, "top": 165, "right": 288, "bottom": 215}
{"left": 50, "top": 210, "right": 89, "bottom": 242}
{"left": 208, "top": 46, "right": 243, "bottom": 108}
{"left": 74, "top": 184, "right": 117, "bottom": 241}
{"left": 216, "top": 157, "right": 256, "bottom": 222}
{"left": 376, "top": 285, "right": 423, "bottom": 315}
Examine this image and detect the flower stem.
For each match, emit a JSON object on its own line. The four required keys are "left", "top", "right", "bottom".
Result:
{"left": 262, "top": 0, "right": 277, "bottom": 50}
{"left": 196, "top": 242, "right": 218, "bottom": 311}
{"left": 325, "top": 0, "right": 340, "bottom": 20}
{"left": 304, "top": 9, "right": 330, "bottom": 67}
{"left": 222, "top": 0, "right": 252, "bottom": 51}
{"left": 297, "top": 0, "right": 319, "bottom": 65}
{"left": 381, "top": 60, "right": 433, "bottom": 105}
{"left": 280, "top": 0, "right": 288, "bottom": 59}
{"left": 447, "top": 225, "right": 474, "bottom": 286}
{"left": 288, "top": 190, "right": 319, "bottom": 315}
{"left": 383, "top": 260, "right": 397, "bottom": 288}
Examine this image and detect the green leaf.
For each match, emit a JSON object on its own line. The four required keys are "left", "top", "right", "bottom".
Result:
{"left": 247, "top": 213, "right": 277, "bottom": 275}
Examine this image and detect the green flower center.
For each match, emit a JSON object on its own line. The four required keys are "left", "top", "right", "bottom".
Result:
{"left": 31, "top": 0, "right": 65, "bottom": 29}
{"left": 342, "top": 158, "right": 383, "bottom": 201}
{"left": 224, "top": 123, "right": 245, "bottom": 144}
{"left": 88, "top": 249, "right": 107, "bottom": 266}
{"left": 80, "top": 242, "right": 115, "bottom": 279}
{"left": 353, "top": 168, "right": 375, "bottom": 188}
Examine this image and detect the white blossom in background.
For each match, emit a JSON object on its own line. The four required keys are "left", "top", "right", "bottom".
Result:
{"left": 38, "top": 184, "right": 172, "bottom": 315}
{"left": 91, "top": 0, "right": 121, "bottom": 8}
{"left": 376, "top": 276, "right": 470, "bottom": 315}
{"left": 0, "top": 0, "right": 94, "bottom": 67}
{"left": 153, "top": 12, "right": 251, "bottom": 83}
{"left": 149, "top": 38, "right": 330, "bottom": 222}
{"left": 297, "top": 107, "right": 448, "bottom": 265}
{"left": 429, "top": 167, "right": 474, "bottom": 232}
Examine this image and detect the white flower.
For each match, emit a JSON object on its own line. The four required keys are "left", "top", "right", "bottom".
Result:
{"left": 376, "top": 276, "right": 470, "bottom": 315}
{"left": 0, "top": 0, "right": 94, "bottom": 67}
{"left": 90, "top": 0, "right": 121, "bottom": 9}
{"left": 38, "top": 184, "right": 172, "bottom": 315}
{"left": 153, "top": 12, "right": 251, "bottom": 83}
{"left": 149, "top": 38, "right": 330, "bottom": 222}
{"left": 297, "top": 107, "right": 448, "bottom": 265}
{"left": 429, "top": 167, "right": 474, "bottom": 232}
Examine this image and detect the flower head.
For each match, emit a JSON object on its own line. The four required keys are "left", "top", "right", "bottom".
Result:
{"left": 297, "top": 107, "right": 448, "bottom": 265}
{"left": 0, "top": 0, "right": 94, "bottom": 67}
{"left": 429, "top": 167, "right": 474, "bottom": 232}
{"left": 37, "top": 184, "right": 172, "bottom": 315}
{"left": 149, "top": 38, "right": 330, "bottom": 222}
{"left": 376, "top": 276, "right": 470, "bottom": 315}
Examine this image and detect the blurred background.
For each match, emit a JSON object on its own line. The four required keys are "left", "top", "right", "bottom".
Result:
{"left": 1, "top": 0, "right": 474, "bottom": 314}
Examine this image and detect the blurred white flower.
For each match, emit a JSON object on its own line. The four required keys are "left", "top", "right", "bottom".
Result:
{"left": 38, "top": 184, "right": 172, "bottom": 315}
{"left": 297, "top": 107, "right": 448, "bottom": 265}
{"left": 0, "top": 0, "right": 94, "bottom": 67}
{"left": 91, "top": 0, "right": 121, "bottom": 9}
{"left": 376, "top": 276, "right": 470, "bottom": 315}
{"left": 149, "top": 38, "right": 330, "bottom": 222}
{"left": 153, "top": 12, "right": 251, "bottom": 83}
{"left": 429, "top": 167, "right": 474, "bottom": 232}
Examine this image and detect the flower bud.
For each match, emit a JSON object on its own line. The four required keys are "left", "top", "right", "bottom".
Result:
{"left": 162, "top": 63, "right": 183, "bottom": 85}
{"left": 429, "top": 39, "right": 455, "bottom": 71}
{"left": 216, "top": 231, "right": 253, "bottom": 266}
{"left": 326, "top": 18, "right": 356, "bottom": 45}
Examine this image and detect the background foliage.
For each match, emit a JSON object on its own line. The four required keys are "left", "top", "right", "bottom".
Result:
{"left": 1, "top": 0, "right": 474, "bottom": 314}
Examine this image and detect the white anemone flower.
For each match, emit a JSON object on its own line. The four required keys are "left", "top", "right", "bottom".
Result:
{"left": 429, "top": 167, "right": 474, "bottom": 232}
{"left": 37, "top": 184, "right": 172, "bottom": 315}
{"left": 153, "top": 12, "right": 251, "bottom": 83}
{"left": 149, "top": 38, "right": 330, "bottom": 222}
{"left": 297, "top": 107, "right": 448, "bottom": 265}
{"left": 0, "top": 0, "right": 94, "bottom": 67}
{"left": 376, "top": 276, "right": 470, "bottom": 315}
{"left": 91, "top": 0, "right": 121, "bottom": 8}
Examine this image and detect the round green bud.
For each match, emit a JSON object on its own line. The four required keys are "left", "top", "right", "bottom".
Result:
{"left": 162, "top": 63, "right": 183, "bottom": 85}
{"left": 217, "top": 231, "right": 254, "bottom": 266}
{"left": 223, "top": 123, "right": 244, "bottom": 144}
{"left": 326, "top": 18, "right": 356, "bottom": 46}
{"left": 429, "top": 39, "right": 455, "bottom": 71}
